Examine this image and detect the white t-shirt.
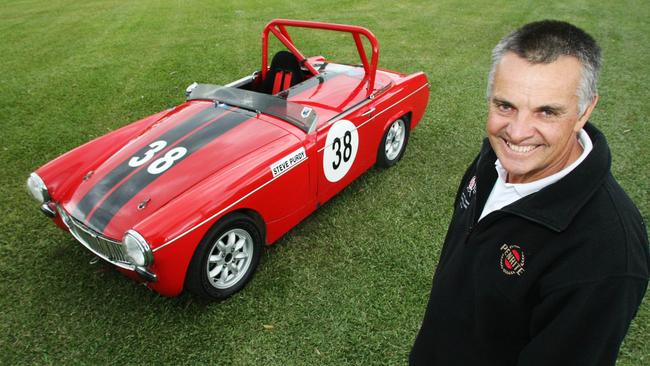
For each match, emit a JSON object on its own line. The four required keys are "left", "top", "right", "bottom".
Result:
{"left": 479, "top": 129, "right": 593, "bottom": 221}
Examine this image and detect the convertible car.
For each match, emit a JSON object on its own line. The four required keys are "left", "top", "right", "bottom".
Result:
{"left": 26, "top": 19, "right": 430, "bottom": 299}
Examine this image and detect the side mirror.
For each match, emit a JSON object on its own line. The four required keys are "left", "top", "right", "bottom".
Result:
{"left": 185, "top": 82, "right": 199, "bottom": 98}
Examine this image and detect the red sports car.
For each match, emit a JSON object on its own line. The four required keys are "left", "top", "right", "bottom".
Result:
{"left": 26, "top": 19, "right": 429, "bottom": 299}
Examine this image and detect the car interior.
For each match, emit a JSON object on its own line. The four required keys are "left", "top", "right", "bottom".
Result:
{"left": 258, "top": 51, "right": 304, "bottom": 94}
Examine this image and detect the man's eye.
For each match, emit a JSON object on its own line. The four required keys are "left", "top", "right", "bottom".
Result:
{"left": 497, "top": 104, "right": 512, "bottom": 112}
{"left": 540, "top": 109, "right": 557, "bottom": 117}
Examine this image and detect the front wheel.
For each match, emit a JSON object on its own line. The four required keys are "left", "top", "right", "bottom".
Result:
{"left": 185, "top": 213, "right": 262, "bottom": 300}
{"left": 376, "top": 117, "right": 410, "bottom": 168}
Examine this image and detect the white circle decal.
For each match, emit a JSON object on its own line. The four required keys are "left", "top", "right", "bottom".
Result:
{"left": 323, "top": 119, "right": 359, "bottom": 182}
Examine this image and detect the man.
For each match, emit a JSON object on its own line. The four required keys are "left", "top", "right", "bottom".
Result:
{"left": 410, "top": 20, "right": 649, "bottom": 365}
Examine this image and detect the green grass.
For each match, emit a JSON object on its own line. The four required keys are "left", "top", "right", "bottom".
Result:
{"left": 1, "top": 0, "right": 648, "bottom": 364}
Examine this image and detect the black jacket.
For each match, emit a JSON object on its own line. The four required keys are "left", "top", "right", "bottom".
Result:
{"left": 410, "top": 124, "right": 649, "bottom": 365}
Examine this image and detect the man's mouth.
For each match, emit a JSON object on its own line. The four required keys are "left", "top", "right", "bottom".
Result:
{"left": 505, "top": 140, "right": 538, "bottom": 153}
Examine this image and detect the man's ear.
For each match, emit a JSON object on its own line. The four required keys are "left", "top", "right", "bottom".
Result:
{"left": 575, "top": 95, "right": 599, "bottom": 131}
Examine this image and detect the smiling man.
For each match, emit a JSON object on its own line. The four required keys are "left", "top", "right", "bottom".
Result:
{"left": 410, "top": 21, "right": 649, "bottom": 365}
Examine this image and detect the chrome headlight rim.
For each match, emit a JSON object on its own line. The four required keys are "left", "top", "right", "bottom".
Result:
{"left": 27, "top": 172, "right": 50, "bottom": 204}
{"left": 122, "top": 230, "right": 154, "bottom": 267}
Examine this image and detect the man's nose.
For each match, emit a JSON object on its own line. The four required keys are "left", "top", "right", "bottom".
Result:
{"left": 507, "top": 111, "right": 535, "bottom": 142}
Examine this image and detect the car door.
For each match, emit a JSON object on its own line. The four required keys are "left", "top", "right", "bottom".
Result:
{"left": 315, "top": 91, "right": 378, "bottom": 205}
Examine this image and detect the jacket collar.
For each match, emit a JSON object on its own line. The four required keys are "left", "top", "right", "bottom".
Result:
{"left": 477, "top": 123, "right": 611, "bottom": 232}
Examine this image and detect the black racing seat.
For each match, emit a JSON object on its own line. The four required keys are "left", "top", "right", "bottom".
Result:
{"left": 260, "top": 51, "right": 303, "bottom": 94}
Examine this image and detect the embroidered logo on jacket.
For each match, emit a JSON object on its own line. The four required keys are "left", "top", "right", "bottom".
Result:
{"left": 459, "top": 175, "right": 477, "bottom": 210}
{"left": 500, "top": 244, "right": 525, "bottom": 276}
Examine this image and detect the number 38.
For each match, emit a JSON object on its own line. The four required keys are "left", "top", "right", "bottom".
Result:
{"left": 323, "top": 119, "right": 359, "bottom": 183}
{"left": 128, "top": 140, "right": 187, "bottom": 175}
{"left": 331, "top": 131, "right": 352, "bottom": 170}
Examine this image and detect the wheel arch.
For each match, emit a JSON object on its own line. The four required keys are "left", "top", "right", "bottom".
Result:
{"left": 182, "top": 208, "right": 265, "bottom": 299}
{"left": 381, "top": 111, "right": 412, "bottom": 134}
{"left": 229, "top": 208, "right": 267, "bottom": 245}
{"left": 375, "top": 111, "right": 412, "bottom": 168}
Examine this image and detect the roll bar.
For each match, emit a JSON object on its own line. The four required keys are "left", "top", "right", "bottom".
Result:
{"left": 261, "top": 19, "right": 380, "bottom": 94}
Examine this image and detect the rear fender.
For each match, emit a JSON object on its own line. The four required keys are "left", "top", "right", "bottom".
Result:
{"left": 377, "top": 72, "right": 428, "bottom": 134}
{"left": 398, "top": 72, "right": 429, "bottom": 129}
{"left": 381, "top": 109, "right": 412, "bottom": 134}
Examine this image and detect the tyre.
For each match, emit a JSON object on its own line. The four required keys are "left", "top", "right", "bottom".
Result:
{"left": 376, "top": 117, "right": 410, "bottom": 168}
{"left": 185, "top": 213, "right": 262, "bottom": 300}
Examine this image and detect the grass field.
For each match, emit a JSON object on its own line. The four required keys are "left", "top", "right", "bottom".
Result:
{"left": 1, "top": 0, "right": 648, "bottom": 364}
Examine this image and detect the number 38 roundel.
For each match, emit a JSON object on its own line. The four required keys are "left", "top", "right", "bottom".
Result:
{"left": 323, "top": 119, "right": 359, "bottom": 182}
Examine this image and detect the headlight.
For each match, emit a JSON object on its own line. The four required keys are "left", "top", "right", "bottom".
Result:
{"left": 122, "top": 230, "right": 153, "bottom": 267}
{"left": 26, "top": 172, "right": 50, "bottom": 204}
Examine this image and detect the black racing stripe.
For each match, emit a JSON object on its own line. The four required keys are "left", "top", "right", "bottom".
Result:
{"left": 283, "top": 70, "right": 341, "bottom": 97}
{"left": 87, "top": 109, "right": 251, "bottom": 233}
{"left": 74, "top": 105, "right": 225, "bottom": 222}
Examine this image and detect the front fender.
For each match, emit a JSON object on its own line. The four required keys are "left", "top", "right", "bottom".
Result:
{"left": 134, "top": 133, "right": 311, "bottom": 295}
{"left": 36, "top": 109, "right": 172, "bottom": 203}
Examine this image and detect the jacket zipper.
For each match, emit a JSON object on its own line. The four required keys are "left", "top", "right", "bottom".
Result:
{"left": 464, "top": 210, "right": 505, "bottom": 244}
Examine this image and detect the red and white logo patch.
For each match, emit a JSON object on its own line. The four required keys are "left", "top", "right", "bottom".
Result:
{"left": 459, "top": 175, "right": 478, "bottom": 209}
{"left": 499, "top": 244, "right": 525, "bottom": 276}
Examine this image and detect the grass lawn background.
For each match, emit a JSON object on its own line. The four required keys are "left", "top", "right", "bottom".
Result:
{"left": 1, "top": 0, "right": 648, "bottom": 364}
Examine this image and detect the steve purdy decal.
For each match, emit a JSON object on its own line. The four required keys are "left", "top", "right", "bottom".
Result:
{"left": 271, "top": 147, "right": 306, "bottom": 178}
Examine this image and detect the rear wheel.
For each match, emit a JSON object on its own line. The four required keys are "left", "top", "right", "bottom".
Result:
{"left": 185, "top": 213, "right": 262, "bottom": 300}
{"left": 376, "top": 117, "right": 410, "bottom": 168}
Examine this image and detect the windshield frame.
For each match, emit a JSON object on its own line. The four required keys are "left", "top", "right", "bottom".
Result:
{"left": 187, "top": 84, "right": 317, "bottom": 133}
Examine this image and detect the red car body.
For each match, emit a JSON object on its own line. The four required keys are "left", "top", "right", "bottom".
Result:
{"left": 28, "top": 19, "right": 429, "bottom": 298}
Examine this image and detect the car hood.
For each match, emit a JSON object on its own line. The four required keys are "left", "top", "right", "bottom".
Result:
{"left": 64, "top": 100, "right": 292, "bottom": 239}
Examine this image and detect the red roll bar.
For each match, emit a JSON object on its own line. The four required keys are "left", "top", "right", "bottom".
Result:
{"left": 261, "top": 19, "right": 380, "bottom": 94}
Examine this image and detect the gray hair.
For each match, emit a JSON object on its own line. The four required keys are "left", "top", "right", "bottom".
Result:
{"left": 487, "top": 20, "right": 602, "bottom": 115}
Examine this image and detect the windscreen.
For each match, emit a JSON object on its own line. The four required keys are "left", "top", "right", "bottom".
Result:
{"left": 187, "top": 84, "right": 317, "bottom": 133}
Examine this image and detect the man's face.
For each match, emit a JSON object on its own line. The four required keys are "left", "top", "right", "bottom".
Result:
{"left": 486, "top": 52, "right": 597, "bottom": 184}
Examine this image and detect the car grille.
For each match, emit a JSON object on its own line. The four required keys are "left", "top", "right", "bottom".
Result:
{"left": 57, "top": 206, "right": 133, "bottom": 269}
